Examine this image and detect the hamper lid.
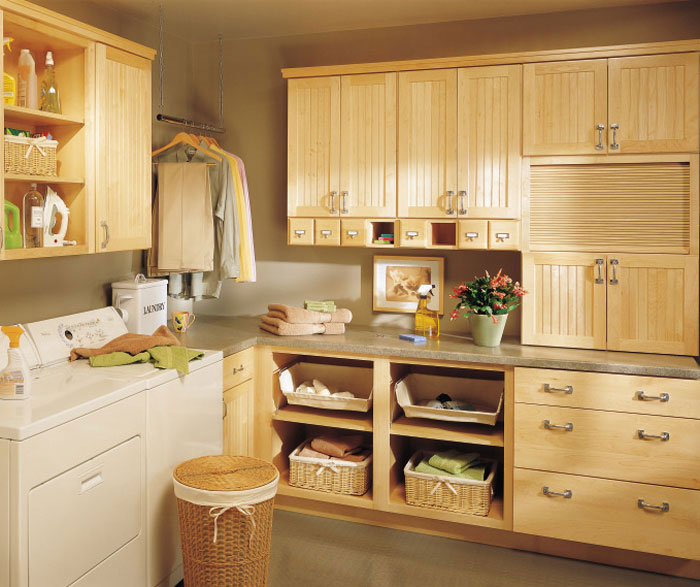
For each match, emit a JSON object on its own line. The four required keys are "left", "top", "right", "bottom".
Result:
{"left": 174, "top": 455, "right": 278, "bottom": 492}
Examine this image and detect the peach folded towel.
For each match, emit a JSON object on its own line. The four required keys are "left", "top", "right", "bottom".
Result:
{"left": 267, "top": 304, "right": 353, "bottom": 324}
{"left": 311, "top": 433, "right": 364, "bottom": 458}
{"left": 70, "top": 325, "right": 179, "bottom": 361}
{"left": 259, "top": 315, "right": 345, "bottom": 336}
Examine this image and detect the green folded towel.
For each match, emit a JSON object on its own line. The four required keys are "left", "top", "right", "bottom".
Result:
{"left": 428, "top": 449, "right": 480, "bottom": 475}
{"left": 415, "top": 458, "right": 487, "bottom": 481}
{"left": 88, "top": 346, "right": 203, "bottom": 375}
{"left": 89, "top": 351, "right": 151, "bottom": 368}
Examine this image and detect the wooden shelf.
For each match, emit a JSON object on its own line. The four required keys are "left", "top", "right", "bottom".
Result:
{"left": 276, "top": 469, "right": 374, "bottom": 510}
{"left": 272, "top": 405, "right": 373, "bottom": 431}
{"left": 4, "top": 104, "right": 84, "bottom": 127}
{"left": 388, "top": 482, "right": 506, "bottom": 529}
{"left": 3, "top": 245, "right": 88, "bottom": 260}
{"left": 391, "top": 417, "right": 504, "bottom": 447}
{"left": 4, "top": 173, "right": 85, "bottom": 185}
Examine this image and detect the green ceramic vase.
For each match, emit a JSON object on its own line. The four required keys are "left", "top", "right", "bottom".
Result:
{"left": 468, "top": 313, "right": 508, "bottom": 347}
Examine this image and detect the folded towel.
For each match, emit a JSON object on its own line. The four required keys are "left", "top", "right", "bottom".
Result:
{"left": 415, "top": 457, "right": 486, "bottom": 481}
{"left": 259, "top": 315, "right": 345, "bottom": 336}
{"left": 88, "top": 346, "right": 203, "bottom": 375}
{"left": 332, "top": 449, "right": 371, "bottom": 463}
{"left": 428, "top": 449, "right": 480, "bottom": 475}
{"left": 305, "top": 300, "right": 337, "bottom": 312}
{"left": 299, "top": 445, "right": 331, "bottom": 459}
{"left": 70, "top": 325, "right": 179, "bottom": 361}
{"left": 310, "top": 433, "right": 364, "bottom": 458}
{"left": 267, "top": 304, "right": 352, "bottom": 324}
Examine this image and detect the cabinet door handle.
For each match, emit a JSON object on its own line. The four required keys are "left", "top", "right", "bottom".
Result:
{"left": 446, "top": 191, "right": 455, "bottom": 215}
{"left": 340, "top": 191, "right": 349, "bottom": 214}
{"left": 458, "top": 190, "right": 467, "bottom": 215}
{"left": 222, "top": 399, "right": 228, "bottom": 420}
{"left": 595, "top": 123, "right": 606, "bottom": 150}
{"left": 543, "top": 419, "right": 573, "bottom": 431}
{"left": 638, "top": 499, "right": 669, "bottom": 512}
{"left": 610, "top": 123, "right": 620, "bottom": 150}
{"left": 609, "top": 258, "right": 619, "bottom": 285}
{"left": 100, "top": 220, "right": 110, "bottom": 249}
{"left": 543, "top": 486, "right": 572, "bottom": 499}
{"left": 595, "top": 258, "right": 605, "bottom": 284}
{"left": 544, "top": 384, "right": 573, "bottom": 394}
{"left": 636, "top": 390, "right": 669, "bottom": 402}
{"left": 637, "top": 429, "right": 670, "bottom": 441}
{"left": 329, "top": 191, "right": 337, "bottom": 214}
{"left": 232, "top": 365, "right": 245, "bottom": 374}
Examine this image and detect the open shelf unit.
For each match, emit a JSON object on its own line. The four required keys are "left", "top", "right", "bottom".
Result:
{"left": 272, "top": 405, "right": 373, "bottom": 432}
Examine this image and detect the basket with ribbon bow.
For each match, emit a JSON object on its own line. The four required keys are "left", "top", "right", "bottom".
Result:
{"left": 4, "top": 134, "right": 58, "bottom": 175}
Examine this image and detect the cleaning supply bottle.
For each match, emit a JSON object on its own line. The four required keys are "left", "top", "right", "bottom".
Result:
{"left": 0, "top": 326, "right": 31, "bottom": 400}
{"left": 3, "top": 201, "right": 22, "bottom": 249}
{"left": 3, "top": 37, "right": 16, "bottom": 105}
{"left": 22, "top": 183, "right": 43, "bottom": 248}
{"left": 17, "top": 49, "right": 37, "bottom": 109}
{"left": 39, "top": 51, "right": 60, "bottom": 113}
{"left": 415, "top": 284, "right": 439, "bottom": 339}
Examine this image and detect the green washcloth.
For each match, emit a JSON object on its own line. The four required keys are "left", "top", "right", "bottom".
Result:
{"left": 415, "top": 458, "right": 487, "bottom": 481}
{"left": 149, "top": 346, "right": 203, "bottom": 374}
{"left": 415, "top": 459, "right": 449, "bottom": 476}
{"left": 89, "top": 351, "right": 152, "bottom": 367}
{"left": 428, "top": 449, "right": 480, "bottom": 475}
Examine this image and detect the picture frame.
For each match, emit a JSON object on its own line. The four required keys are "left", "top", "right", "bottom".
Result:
{"left": 373, "top": 256, "right": 444, "bottom": 314}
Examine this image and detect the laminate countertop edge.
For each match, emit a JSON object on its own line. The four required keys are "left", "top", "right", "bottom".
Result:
{"left": 175, "top": 316, "right": 700, "bottom": 380}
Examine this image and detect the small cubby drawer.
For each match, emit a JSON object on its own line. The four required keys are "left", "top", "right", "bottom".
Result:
{"left": 514, "top": 367, "right": 700, "bottom": 419}
{"left": 398, "top": 219, "right": 427, "bottom": 247}
{"left": 458, "top": 220, "right": 488, "bottom": 249}
{"left": 223, "top": 347, "right": 255, "bottom": 389}
{"left": 315, "top": 219, "right": 341, "bottom": 246}
{"left": 341, "top": 219, "right": 367, "bottom": 247}
{"left": 513, "top": 468, "right": 700, "bottom": 560}
{"left": 488, "top": 220, "right": 520, "bottom": 250}
{"left": 288, "top": 218, "right": 314, "bottom": 245}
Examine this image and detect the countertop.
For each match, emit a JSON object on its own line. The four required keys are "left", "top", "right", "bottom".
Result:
{"left": 176, "top": 316, "right": 700, "bottom": 379}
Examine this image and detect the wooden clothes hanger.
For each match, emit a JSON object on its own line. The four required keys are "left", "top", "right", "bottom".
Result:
{"left": 151, "top": 131, "right": 222, "bottom": 162}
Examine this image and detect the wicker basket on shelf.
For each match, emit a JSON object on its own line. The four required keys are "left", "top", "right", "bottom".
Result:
{"left": 403, "top": 450, "right": 495, "bottom": 516}
{"left": 4, "top": 135, "right": 58, "bottom": 176}
{"left": 288, "top": 440, "right": 372, "bottom": 496}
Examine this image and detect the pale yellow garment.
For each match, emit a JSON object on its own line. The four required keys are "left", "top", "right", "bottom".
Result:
{"left": 212, "top": 145, "right": 253, "bottom": 282}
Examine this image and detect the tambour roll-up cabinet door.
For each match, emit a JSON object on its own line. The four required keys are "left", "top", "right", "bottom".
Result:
{"left": 398, "top": 69, "right": 457, "bottom": 218}
{"left": 523, "top": 60, "right": 607, "bottom": 156}
{"left": 340, "top": 73, "right": 396, "bottom": 218}
{"left": 288, "top": 77, "right": 341, "bottom": 217}
{"left": 522, "top": 253, "right": 607, "bottom": 350}
{"left": 608, "top": 53, "right": 699, "bottom": 154}
{"left": 95, "top": 45, "right": 151, "bottom": 252}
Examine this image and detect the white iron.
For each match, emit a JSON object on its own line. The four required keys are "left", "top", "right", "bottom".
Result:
{"left": 42, "top": 187, "right": 73, "bottom": 247}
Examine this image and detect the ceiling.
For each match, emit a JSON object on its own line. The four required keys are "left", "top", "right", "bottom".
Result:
{"left": 89, "top": 0, "right": 680, "bottom": 42}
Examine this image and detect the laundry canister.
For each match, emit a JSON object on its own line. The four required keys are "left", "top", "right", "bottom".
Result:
{"left": 173, "top": 455, "right": 279, "bottom": 587}
{"left": 111, "top": 273, "right": 167, "bottom": 334}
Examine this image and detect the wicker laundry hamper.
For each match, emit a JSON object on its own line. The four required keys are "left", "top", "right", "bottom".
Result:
{"left": 173, "top": 455, "right": 279, "bottom": 587}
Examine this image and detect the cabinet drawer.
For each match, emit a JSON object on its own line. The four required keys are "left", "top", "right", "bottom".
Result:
{"left": 223, "top": 347, "right": 254, "bottom": 389}
{"left": 397, "top": 219, "right": 427, "bottom": 248}
{"left": 515, "top": 403, "right": 700, "bottom": 489}
{"left": 515, "top": 367, "right": 700, "bottom": 419}
{"left": 315, "top": 218, "right": 341, "bottom": 246}
{"left": 288, "top": 218, "right": 314, "bottom": 245}
{"left": 488, "top": 220, "right": 520, "bottom": 250}
{"left": 341, "top": 219, "right": 367, "bottom": 247}
{"left": 513, "top": 468, "right": 700, "bottom": 560}
{"left": 458, "top": 220, "right": 488, "bottom": 249}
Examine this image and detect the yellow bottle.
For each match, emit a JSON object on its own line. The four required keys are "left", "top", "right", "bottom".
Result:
{"left": 415, "top": 284, "right": 439, "bottom": 339}
{"left": 3, "top": 37, "right": 16, "bottom": 105}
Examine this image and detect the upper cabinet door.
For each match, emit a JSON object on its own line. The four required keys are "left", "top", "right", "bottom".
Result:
{"left": 457, "top": 65, "right": 521, "bottom": 218}
{"left": 398, "top": 69, "right": 457, "bottom": 218}
{"left": 339, "top": 73, "right": 396, "bottom": 218}
{"left": 95, "top": 45, "right": 152, "bottom": 252}
{"left": 608, "top": 54, "right": 699, "bottom": 154}
{"left": 288, "top": 77, "right": 341, "bottom": 217}
{"left": 523, "top": 60, "right": 608, "bottom": 156}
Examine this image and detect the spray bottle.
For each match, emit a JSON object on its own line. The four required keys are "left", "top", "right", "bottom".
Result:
{"left": 3, "top": 37, "right": 16, "bottom": 105}
{"left": 0, "top": 326, "right": 31, "bottom": 400}
{"left": 415, "top": 284, "right": 439, "bottom": 339}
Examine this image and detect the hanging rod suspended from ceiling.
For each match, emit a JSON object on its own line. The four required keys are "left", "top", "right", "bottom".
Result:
{"left": 156, "top": 113, "right": 225, "bottom": 133}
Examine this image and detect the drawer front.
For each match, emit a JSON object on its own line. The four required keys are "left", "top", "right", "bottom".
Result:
{"left": 341, "top": 219, "right": 367, "bottom": 247}
{"left": 223, "top": 347, "right": 254, "bottom": 389}
{"left": 315, "top": 218, "right": 341, "bottom": 246}
{"left": 458, "top": 220, "right": 488, "bottom": 249}
{"left": 397, "top": 219, "right": 427, "bottom": 248}
{"left": 515, "top": 403, "right": 700, "bottom": 489}
{"left": 515, "top": 367, "right": 700, "bottom": 419}
{"left": 514, "top": 468, "right": 700, "bottom": 560}
{"left": 488, "top": 220, "right": 520, "bottom": 250}
{"left": 288, "top": 218, "right": 314, "bottom": 245}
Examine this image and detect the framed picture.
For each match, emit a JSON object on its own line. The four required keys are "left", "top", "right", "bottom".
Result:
{"left": 373, "top": 256, "right": 444, "bottom": 314}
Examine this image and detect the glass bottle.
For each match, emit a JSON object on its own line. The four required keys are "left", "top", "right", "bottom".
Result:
{"left": 40, "top": 51, "right": 60, "bottom": 113}
{"left": 414, "top": 285, "right": 439, "bottom": 339}
{"left": 22, "top": 183, "right": 43, "bottom": 248}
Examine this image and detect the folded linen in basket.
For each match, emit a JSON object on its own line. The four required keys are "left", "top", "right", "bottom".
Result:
{"left": 259, "top": 315, "right": 345, "bottom": 336}
{"left": 428, "top": 449, "right": 480, "bottom": 475}
{"left": 311, "top": 434, "right": 364, "bottom": 458}
{"left": 300, "top": 444, "right": 370, "bottom": 462}
{"left": 416, "top": 457, "right": 486, "bottom": 481}
{"left": 299, "top": 445, "right": 331, "bottom": 459}
{"left": 267, "top": 304, "right": 353, "bottom": 324}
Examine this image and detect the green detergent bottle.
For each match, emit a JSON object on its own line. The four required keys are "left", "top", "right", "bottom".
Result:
{"left": 4, "top": 200, "right": 22, "bottom": 249}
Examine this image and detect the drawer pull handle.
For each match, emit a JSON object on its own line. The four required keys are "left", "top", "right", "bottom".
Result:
{"left": 320, "top": 230, "right": 332, "bottom": 238}
{"left": 346, "top": 230, "right": 358, "bottom": 238}
{"left": 232, "top": 365, "right": 245, "bottom": 374}
{"left": 636, "top": 391, "right": 669, "bottom": 402}
{"left": 543, "top": 486, "right": 572, "bottom": 499}
{"left": 406, "top": 231, "right": 419, "bottom": 239}
{"left": 637, "top": 429, "right": 669, "bottom": 441}
{"left": 638, "top": 499, "right": 669, "bottom": 513}
{"left": 464, "top": 232, "right": 479, "bottom": 240}
{"left": 80, "top": 471, "right": 104, "bottom": 494}
{"left": 544, "top": 384, "right": 573, "bottom": 394}
{"left": 294, "top": 230, "right": 306, "bottom": 237}
{"left": 495, "top": 232, "right": 510, "bottom": 241}
{"left": 543, "top": 419, "right": 573, "bottom": 431}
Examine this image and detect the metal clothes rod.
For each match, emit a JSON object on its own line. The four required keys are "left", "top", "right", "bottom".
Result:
{"left": 156, "top": 113, "right": 225, "bottom": 134}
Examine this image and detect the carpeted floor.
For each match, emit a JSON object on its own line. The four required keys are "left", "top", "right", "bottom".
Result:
{"left": 268, "top": 511, "right": 699, "bottom": 587}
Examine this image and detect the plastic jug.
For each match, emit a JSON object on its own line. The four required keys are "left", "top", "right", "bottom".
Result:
{"left": 3, "top": 201, "right": 22, "bottom": 249}
{"left": 17, "top": 48, "right": 37, "bottom": 109}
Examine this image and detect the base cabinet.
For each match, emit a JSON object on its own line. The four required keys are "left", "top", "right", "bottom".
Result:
{"left": 223, "top": 348, "right": 255, "bottom": 457}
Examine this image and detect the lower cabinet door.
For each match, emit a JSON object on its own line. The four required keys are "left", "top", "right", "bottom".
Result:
{"left": 514, "top": 468, "right": 700, "bottom": 560}
{"left": 224, "top": 379, "right": 255, "bottom": 457}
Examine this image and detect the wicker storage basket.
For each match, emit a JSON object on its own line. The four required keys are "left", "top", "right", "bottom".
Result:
{"left": 4, "top": 135, "right": 58, "bottom": 176}
{"left": 288, "top": 440, "right": 372, "bottom": 496}
{"left": 403, "top": 450, "right": 495, "bottom": 516}
{"left": 173, "top": 455, "right": 279, "bottom": 587}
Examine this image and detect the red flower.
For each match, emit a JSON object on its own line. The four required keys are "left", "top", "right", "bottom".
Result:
{"left": 449, "top": 309, "right": 459, "bottom": 321}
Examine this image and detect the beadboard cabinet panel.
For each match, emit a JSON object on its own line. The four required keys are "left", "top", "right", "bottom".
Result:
{"left": 223, "top": 379, "right": 255, "bottom": 457}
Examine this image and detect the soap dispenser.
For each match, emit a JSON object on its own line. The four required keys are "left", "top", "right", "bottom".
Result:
{"left": 0, "top": 326, "right": 31, "bottom": 400}
{"left": 415, "top": 284, "right": 439, "bottom": 339}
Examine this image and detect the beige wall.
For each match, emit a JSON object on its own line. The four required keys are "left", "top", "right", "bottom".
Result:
{"left": 191, "top": 2, "right": 700, "bottom": 337}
